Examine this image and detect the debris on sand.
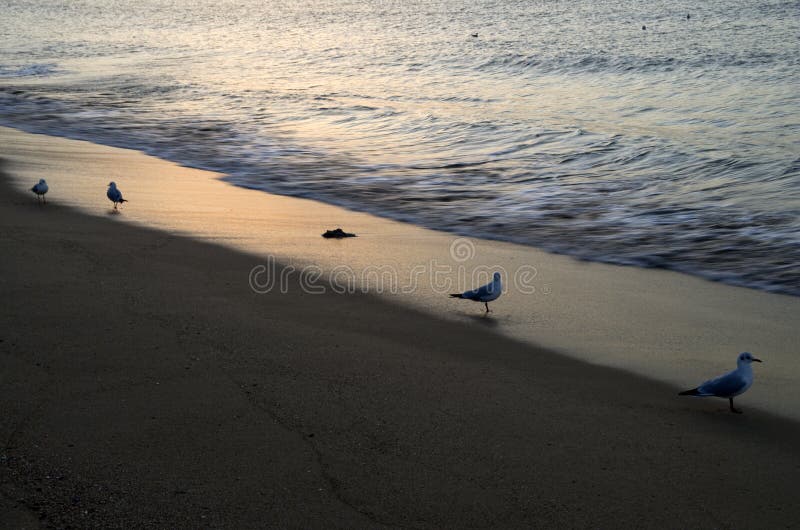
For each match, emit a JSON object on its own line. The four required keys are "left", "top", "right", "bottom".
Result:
{"left": 322, "top": 228, "right": 357, "bottom": 239}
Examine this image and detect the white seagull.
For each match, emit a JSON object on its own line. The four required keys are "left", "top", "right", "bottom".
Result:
{"left": 107, "top": 181, "right": 128, "bottom": 209}
{"left": 450, "top": 272, "right": 502, "bottom": 313}
{"left": 679, "top": 352, "right": 762, "bottom": 413}
{"left": 31, "top": 178, "right": 49, "bottom": 203}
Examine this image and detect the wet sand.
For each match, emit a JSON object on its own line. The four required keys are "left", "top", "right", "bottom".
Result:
{"left": 2, "top": 125, "right": 799, "bottom": 421}
{"left": 2, "top": 129, "right": 800, "bottom": 527}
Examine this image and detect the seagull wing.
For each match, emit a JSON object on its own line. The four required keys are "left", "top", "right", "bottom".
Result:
{"left": 460, "top": 280, "right": 497, "bottom": 301}
{"left": 696, "top": 370, "right": 748, "bottom": 398}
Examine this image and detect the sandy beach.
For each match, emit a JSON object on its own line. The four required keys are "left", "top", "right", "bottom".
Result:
{"left": 2, "top": 126, "right": 799, "bottom": 421}
{"left": 2, "top": 129, "right": 800, "bottom": 527}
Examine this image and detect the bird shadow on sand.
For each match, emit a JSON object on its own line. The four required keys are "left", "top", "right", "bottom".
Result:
{"left": 465, "top": 313, "right": 499, "bottom": 328}
{"left": 107, "top": 209, "right": 121, "bottom": 216}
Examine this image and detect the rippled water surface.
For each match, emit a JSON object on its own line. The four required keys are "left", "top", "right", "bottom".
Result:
{"left": 2, "top": 0, "right": 798, "bottom": 293}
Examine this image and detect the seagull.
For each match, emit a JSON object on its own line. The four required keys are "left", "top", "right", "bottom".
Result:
{"left": 679, "top": 352, "right": 762, "bottom": 413}
{"left": 31, "top": 178, "right": 49, "bottom": 203}
{"left": 450, "top": 272, "right": 502, "bottom": 313}
{"left": 107, "top": 181, "right": 128, "bottom": 209}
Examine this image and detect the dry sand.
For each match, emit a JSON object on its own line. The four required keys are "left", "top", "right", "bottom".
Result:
{"left": 2, "top": 129, "right": 800, "bottom": 528}
{"left": 2, "top": 126, "right": 799, "bottom": 421}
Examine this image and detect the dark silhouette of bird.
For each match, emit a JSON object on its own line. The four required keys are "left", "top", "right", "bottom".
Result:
{"left": 31, "top": 178, "right": 49, "bottom": 204}
{"left": 107, "top": 181, "right": 128, "bottom": 210}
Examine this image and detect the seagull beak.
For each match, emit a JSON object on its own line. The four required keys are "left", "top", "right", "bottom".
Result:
{"left": 753, "top": 358, "right": 762, "bottom": 363}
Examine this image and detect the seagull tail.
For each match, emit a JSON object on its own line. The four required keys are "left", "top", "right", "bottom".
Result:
{"left": 449, "top": 293, "right": 463, "bottom": 298}
{"left": 678, "top": 387, "right": 701, "bottom": 396}
{"left": 120, "top": 198, "right": 128, "bottom": 203}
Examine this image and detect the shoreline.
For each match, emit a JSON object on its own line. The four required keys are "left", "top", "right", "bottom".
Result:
{"left": 4, "top": 119, "right": 797, "bottom": 299}
{"left": 2, "top": 125, "right": 799, "bottom": 421}
{"left": 3, "top": 136, "right": 800, "bottom": 526}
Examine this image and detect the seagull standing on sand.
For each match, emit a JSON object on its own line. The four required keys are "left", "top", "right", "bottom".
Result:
{"left": 107, "top": 181, "right": 128, "bottom": 209}
{"left": 679, "top": 352, "right": 762, "bottom": 413}
{"left": 31, "top": 178, "right": 49, "bottom": 203}
{"left": 450, "top": 272, "right": 502, "bottom": 313}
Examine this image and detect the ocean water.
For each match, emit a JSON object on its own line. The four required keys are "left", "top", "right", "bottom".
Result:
{"left": 1, "top": 0, "right": 798, "bottom": 294}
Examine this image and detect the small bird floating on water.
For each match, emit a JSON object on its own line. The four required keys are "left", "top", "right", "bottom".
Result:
{"left": 31, "top": 178, "right": 49, "bottom": 203}
{"left": 679, "top": 352, "right": 762, "bottom": 413}
{"left": 450, "top": 272, "right": 502, "bottom": 313}
{"left": 107, "top": 181, "right": 128, "bottom": 210}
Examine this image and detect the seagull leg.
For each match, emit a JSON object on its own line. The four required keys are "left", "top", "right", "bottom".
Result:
{"left": 484, "top": 302, "right": 490, "bottom": 313}
{"left": 729, "top": 398, "right": 742, "bottom": 414}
